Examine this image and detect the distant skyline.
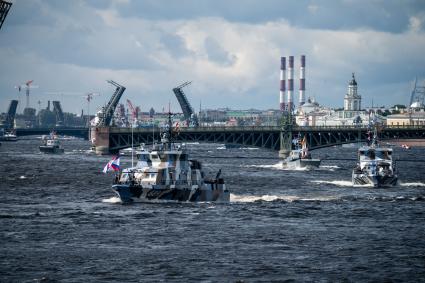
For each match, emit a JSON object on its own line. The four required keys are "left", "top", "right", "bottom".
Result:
{"left": 1, "top": 0, "right": 425, "bottom": 114}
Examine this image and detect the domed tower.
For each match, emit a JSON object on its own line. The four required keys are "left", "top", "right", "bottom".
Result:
{"left": 344, "top": 73, "right": 361, "bottom": 111}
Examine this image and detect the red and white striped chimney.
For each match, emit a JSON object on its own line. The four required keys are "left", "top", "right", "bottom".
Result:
{"left": 287, "top": 56, "right": 294, "bottom": 111}
{"left": 299, "top": 55, "right": 306, "bottom": 106}
{"left": 279, "top": 57, "right": 286, "bottom": 111}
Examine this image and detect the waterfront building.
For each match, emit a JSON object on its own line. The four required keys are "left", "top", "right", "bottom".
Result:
{"left": 386, "top": 111, "right": 425, "bottom": 126}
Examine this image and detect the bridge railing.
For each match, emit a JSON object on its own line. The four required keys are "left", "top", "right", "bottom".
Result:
{"left": 108, "top": 124, "right": 425, "bottom": 133}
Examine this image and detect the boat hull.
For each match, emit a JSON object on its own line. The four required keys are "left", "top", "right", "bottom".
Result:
{"left": 39, "top": 146, "right": 64, "bottom": 154}
{"left": 112, "top": 184, "right": 230, "bottom": 204}
{"left": 0, "top": 136, "right": 17, "bottom": 142}
{"left": 352, "top": 173, "right": 398, "bottom": 187}
{"left": 282, "top": 158, "right": 321, "bottom": 169}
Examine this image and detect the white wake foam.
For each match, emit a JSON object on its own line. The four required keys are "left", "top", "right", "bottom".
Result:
{"left": 244, "top": 162, "right": 309, "bottom": 171}
{"left": 230, "top": 194, "right": 338, "bottom": 203}
{"left": 400, "top": 182, "right": 425, "bottom": 187}
{"left": 311, "top": 180, "right": 354, "bottom": 187}
{"left": 320, "top": 165, "right": 340, "bottom": 169}
{"left": 101, "top": 197, "right": 121, "bottom": 204}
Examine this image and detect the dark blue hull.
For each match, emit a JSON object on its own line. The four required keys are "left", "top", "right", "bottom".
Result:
{"left": 112, "top": 184, "right": 230, "bottom": 204}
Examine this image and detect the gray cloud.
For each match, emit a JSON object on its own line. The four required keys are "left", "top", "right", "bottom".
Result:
{"left": 112, "top": 0, "right": 425, "bottom": 33}
{"left": 204, "top": 37, "right": 236, "bottom": 66}
{"left": 159, "top": 33, "right": 191, "bottom": 58}
{"left": 1, "top": 0, "right": 425, "bottom": 114}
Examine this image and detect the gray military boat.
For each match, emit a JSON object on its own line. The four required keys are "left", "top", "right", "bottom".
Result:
{"left": 111, "top": 114, "right": 230, "bottom": 203}
{"left": 352, "top": 128, "right": 398, "bottom": 187}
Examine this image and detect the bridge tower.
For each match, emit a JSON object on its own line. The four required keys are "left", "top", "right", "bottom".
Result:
{"left": 0, "top": 99, "right": 18, "bottom": 130}
{"left": 52, "top": 101, "right": 64, "bottom": 127}
{"left": 173, "top": 81, "right": 199, "bottom": 127}
{"left": 0, "top": 0, "right": 12, "bottom": 31}
{"left": 278, "top": 111, "right": 294, "bottom": 158}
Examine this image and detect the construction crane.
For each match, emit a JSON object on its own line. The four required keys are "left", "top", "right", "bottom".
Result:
{"left": 0, "top": 100, "right": 18, "bottom": 130}
{"left": 172, "top": 81, "right": 199, "bottom": 127}
{"left": 83, "top": 92, "right": 100, "bottom": 126}
{"left": 15, "top": 80, "right": 39, "bottom": 110}
{"left": 95, "top": 80, "right": 126, "bottom": 127}
{"left": 0, "top": 0, "right": 12, "bottom": 31}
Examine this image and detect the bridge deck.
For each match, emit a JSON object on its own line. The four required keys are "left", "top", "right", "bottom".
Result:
{"left": 102, "top": 125, "right": 425, "bottom": 154}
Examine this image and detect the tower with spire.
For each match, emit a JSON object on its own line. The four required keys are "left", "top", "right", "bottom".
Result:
{"left": 342, "top": 73, "right": 362, "bottom": 118}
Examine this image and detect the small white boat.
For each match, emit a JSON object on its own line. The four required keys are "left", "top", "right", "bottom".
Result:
{"left": 281, "top": 135, "right": 321, "bottom": 169}
{"left": 39, "top": 134, "right": 64, "bottom": 154}
{"left": 0, "top": 131, "right": 17, "bottom": 142}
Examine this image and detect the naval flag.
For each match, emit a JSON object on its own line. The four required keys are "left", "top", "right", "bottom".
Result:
{"left": 103, "top": 156, "right": 120, "bottom": 173}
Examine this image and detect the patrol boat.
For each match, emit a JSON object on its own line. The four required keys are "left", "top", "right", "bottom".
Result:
{"left": 281, "top": 136, "right": 321, "bottom": 169}
{"left": 352, "top": 128, "right": 398, "bottom": 187}
{"left": 111, "top": 114, "right": 230, "bottom": 203}
{"left": 39, "top": 133, "right": 64, "bottom": 154}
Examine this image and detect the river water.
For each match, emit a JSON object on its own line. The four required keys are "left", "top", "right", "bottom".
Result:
{"left": 1, "top": 138, "right": 425, "bottom": 282}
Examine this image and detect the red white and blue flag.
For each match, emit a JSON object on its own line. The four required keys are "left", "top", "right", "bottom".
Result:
{"left": 103, "top": 156, "right": 120, "bottom": 173}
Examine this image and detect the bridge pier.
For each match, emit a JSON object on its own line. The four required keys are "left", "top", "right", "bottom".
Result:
{"left": 92, "top": 127, "right": 113, "bottom": 155}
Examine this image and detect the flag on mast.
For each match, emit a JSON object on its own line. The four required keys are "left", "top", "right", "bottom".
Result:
{"left": 103, "top": 156, "right": 120, "bottom": 173}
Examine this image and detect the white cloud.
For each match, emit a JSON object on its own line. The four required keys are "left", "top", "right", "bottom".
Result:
{"left": 408, "top": 16, "right": 422, "bottom": 33}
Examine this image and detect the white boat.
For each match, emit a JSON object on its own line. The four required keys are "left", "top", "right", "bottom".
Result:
{"left": 110, "top": 114, "right": 230, "bottom": 203}
{"left": 39, "top": 134, "right": 64, "bottom": 154}
{"left": 281, "top": 135, "right": 321, "bottom": 169}
{"left": 0, "top": 130, "right": 17, "bottom": 142}
{"left": 352, "top": 129, "right": 398, "bottom": 187}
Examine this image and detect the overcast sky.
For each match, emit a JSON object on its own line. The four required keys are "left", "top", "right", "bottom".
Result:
{"left": 1, "top": 0, "right": 424, "bottom": 114}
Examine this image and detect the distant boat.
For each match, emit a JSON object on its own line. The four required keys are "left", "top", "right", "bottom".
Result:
{"left": 401, "top": 144, "right": 411, "bottom": 150}
{"left": 39, "top": 133, "right": 64, "bottom": 154}
{"left": 281, "top": 135, "right": 321, "bottom": 169}
{"left": 0, "top": 130, "right": 17, "bottom": 142}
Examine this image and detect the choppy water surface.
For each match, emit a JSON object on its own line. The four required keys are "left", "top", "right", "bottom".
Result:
{"left": 1, "top": 138, "right": 425, "bottom": 282}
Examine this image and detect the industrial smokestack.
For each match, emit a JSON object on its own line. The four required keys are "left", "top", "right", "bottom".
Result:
{"left": 299, "top": 55, "right": 306, "bottom": 106}
{"left": 287, "top": 56, "right": 294, "bottom": 111}
{"left": 279, "top": 57, "right": 286, "bottom": 111}
{"left": 47, "top": 100, "right": 50, "bottom": 111}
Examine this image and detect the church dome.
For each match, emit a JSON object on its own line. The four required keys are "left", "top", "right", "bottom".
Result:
{"left": 349, "top": 73, "right": 357, "bottom": 86}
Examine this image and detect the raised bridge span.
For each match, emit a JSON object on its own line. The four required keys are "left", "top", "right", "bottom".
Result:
{"left": 91, "top": 125, "right": 425, "bottom": 155}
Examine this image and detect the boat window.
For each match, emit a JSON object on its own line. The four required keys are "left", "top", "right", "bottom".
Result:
{"left": 367, "top": 150, "right": 375, "bottom": 160}
{"left": 375, "top": 150, "right": 391, "bottom": 160}
{"left": 151, "top": 154, "right": 158, "bottom": 159}
{"left": 359, "top": 151, "right": 365, "bottom": 156}
{"left": 167, "top": 155, "right": 176, "bottom": 162}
